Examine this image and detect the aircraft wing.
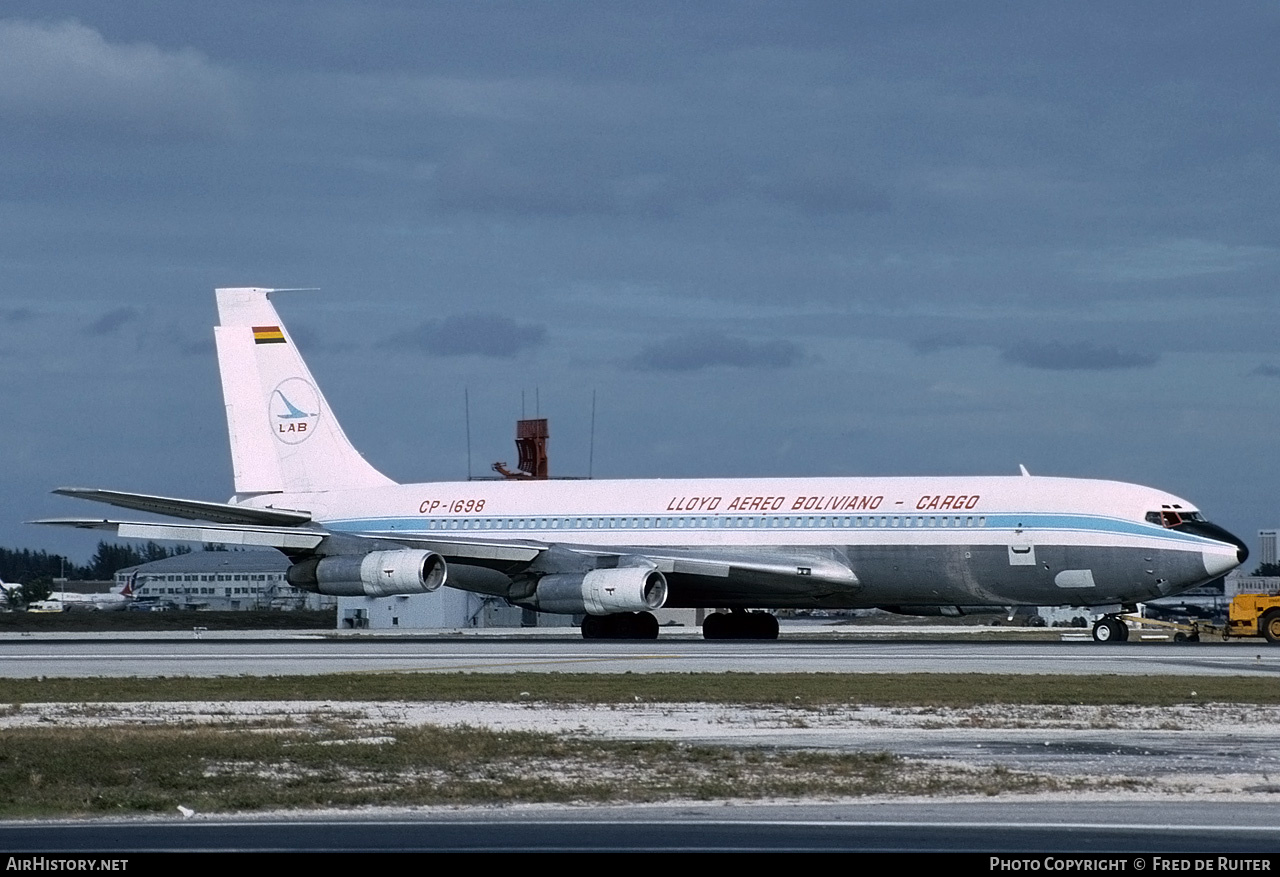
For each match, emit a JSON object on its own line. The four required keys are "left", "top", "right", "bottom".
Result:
{"left": 36, "top": 490, "right": 856, "bottom": 603}
{"left": 566, "top": 545, "right": 860, "bottom": 590}
{"left": 340, "top": 534, "right": 857, "bottom": 589}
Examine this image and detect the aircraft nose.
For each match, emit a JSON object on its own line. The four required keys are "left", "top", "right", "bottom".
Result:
{"left": 1213, "top": 524, "right": 1249, "bottom": 566}
{"left": 1203, "top": 547, "right": 1241, "bottom": 578}
{"left": 1176, "top": 519, "right": 1249, "bottom": 567}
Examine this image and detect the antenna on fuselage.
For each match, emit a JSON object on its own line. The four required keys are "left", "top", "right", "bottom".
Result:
{"left": 1019, "top": 464, "right": 1031, "bottom": 477}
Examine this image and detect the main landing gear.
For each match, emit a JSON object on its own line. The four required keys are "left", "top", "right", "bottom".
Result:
{"left": 580, "top": 611, "right": 660, "bottom": 640}
{"left": 702, "top": 610, "right": 780, "bottom": 640}
{"left": 1091, "top": 616, "right": 1131, "bottom": 643}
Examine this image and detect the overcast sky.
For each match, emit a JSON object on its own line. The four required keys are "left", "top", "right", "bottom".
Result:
{"left": 3, "top": 2, "right": 1278, "bottom": 563}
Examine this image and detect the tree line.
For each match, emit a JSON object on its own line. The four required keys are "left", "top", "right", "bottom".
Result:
{"left": 0, "top": 541, "right": 192, "bottom": 584}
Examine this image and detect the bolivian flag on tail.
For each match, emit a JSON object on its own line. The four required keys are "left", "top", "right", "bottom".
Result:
{"left": 252, "top": 325, "right": 286, "bottom": 344}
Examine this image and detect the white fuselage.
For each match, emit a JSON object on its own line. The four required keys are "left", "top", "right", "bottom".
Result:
{"left": 245, "top": 473, "right": 1240, "bottom": 610}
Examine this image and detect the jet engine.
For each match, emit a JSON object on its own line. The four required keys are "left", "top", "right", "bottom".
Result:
{"left": 525, "top": 566, "right": 668, "bottom": 615}
{"left": 287, "top": 549, "right": 448, "bottom": 597}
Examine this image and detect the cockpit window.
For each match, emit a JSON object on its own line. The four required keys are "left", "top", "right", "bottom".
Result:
{"left": 1146, "top": 510, "right": 1205, "bottom": 528}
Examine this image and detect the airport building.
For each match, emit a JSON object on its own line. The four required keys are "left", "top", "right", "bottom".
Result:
{"left": 116, "top": 551, "right": 334, "bottom": 611}
{"left": 1260, "top": 530, "right": 1278, "bottom": 567}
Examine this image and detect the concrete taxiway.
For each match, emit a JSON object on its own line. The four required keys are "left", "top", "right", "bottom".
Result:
{"left": 0, "top": 628, "right": 1277, "bottom": 677}
{"left": 7, "top": 802, "right": 1280, "bottom": 852}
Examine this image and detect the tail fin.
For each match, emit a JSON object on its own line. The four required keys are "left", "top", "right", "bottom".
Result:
{"left": 214, "top": 287, "right": 395, "bottom": 496}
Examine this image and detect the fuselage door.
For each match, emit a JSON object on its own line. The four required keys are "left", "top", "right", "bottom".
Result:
{"left": 1008, "top": 531, "right": 1036, "bottom": 566}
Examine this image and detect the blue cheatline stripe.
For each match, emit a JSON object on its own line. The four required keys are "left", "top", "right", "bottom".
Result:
{"left": 320, "top": 511, "right": 1221, "bottom": 549}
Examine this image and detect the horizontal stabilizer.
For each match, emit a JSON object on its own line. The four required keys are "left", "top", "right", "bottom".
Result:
{"left": 31, "top": 518, "right": 325, "bottom": 551}
{"left": 52, "top": 488, "right": 312, "bottom": 526}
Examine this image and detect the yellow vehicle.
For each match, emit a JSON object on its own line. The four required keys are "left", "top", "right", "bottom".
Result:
{"left": 1118, "top": 593, "right": 1280, "bottom": 644}
{"left": 1225, "top": 593, "right": 1280, "bottom": 644}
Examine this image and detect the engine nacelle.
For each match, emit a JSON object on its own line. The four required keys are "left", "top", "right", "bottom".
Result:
{"left": 527, "top": 567, "right": 668, "bottom": 615}
{"left": 288, "top": 550, "right": 447, "bottom": 597}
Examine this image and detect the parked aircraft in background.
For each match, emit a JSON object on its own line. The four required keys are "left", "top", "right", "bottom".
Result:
{"left": 27, "top": 579, "right": 134, "bottom": 612}
{"left": 36, "top": 288, "right": 1247, "bottom": 641}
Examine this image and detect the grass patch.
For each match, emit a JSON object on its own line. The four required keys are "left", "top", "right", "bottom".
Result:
{"left": 0, "top": 673, "right": 1275, "bottom": 707}
{"left": 0, "top": 721, "right": 1120, "bottom": 817}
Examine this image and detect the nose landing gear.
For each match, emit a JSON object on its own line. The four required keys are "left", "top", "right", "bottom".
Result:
{"left": 1091, "top": 616, "right": 1130, "bottom": 643}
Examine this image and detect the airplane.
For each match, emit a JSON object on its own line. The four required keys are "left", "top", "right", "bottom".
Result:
{"left": 26, "top": 593, "right": 130, "bottom": 611}
{"left": 34, "top": 287, "right": 1248, "bottom": 642}
{"left": 26, "top": 578, "right": 135, "bottom": 612}
{"left": 0, "top": 578, "right": 20, "bottom": 608}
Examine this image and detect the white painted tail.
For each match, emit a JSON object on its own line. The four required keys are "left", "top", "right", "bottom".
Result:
{"left": 214, "top": 287, "right": 395, "bottom": 496}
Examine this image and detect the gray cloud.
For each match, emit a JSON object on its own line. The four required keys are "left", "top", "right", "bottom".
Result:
{"left": 2, "top": 3, "right": 1278, "bottom": 560}
{"left": 1000, "top": 341, "right": 1159, "bottom": 371}
{"left": 1251, "top": 364, "right": 1280, "bottom": 378}
{"left": 911, "top": 334, "right": 970, "bottom": 355}
{"left": 83, "top": 307, "right": 139, "bottom": 336}
{"left": 756, "top": 156, "right": 892, "bottom": 216}
{"left": 433, "top": 147, "right": 712, "bottom": 218}
{"left": 631, "top": 332, "right": 804, "bottom": 372}
{"left": 389, "top": 313, "right": 546, "bottom": 358}
{"left": 0, "top": 18, "right": 242, "bottom": 139}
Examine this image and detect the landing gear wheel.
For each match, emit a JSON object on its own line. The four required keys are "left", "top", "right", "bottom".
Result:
{"left": 581, "top": 614, "right": 607, "bottom": 639}
{"left": 629, "top": 611, "right": 660, "bottom": 640}
{"left": 1262, "top": 611, "right": 1280, "bottom": 644}
{"left": 701, "top": 611, "right": 779, "bottom": 640}
{"left": 702, "top": 612, "right": 728, "bottom": 640}
{"left": 580, "top": 612, "right": 660, "bottom": 640}
{"left": 1092, "top": 618, "right": 1127, "bottom": 643}
{"left": 751, "top": 612, "right": 780, "bottom": 639}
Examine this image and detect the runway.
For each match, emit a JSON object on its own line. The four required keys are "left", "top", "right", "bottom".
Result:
{"left": 7, "top": 802, "right": 1280, "bottom": 853}
{"left": 0, "top": 630, "right": 1277, "bottom": 677}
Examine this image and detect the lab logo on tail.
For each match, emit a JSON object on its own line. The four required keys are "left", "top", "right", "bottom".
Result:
{"left": 270, "top": 378, "right": 321, "bottom": 444}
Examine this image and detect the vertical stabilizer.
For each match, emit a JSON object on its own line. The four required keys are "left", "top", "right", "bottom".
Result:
{"left": 214, "top": 288, "right": 395, "bottom": 495}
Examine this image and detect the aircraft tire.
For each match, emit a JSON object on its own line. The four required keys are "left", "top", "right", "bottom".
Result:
{"left": 703, "top": 611, "right": 778, "bottom": 640}
{"left": 752, "top": 612, "right": 780, "bottom": 640}
{"left": 1262, "top": 611, "right": 1280, "bottom": 644}
{"left": 583, "top": 612, "right": 661, "bottom": 640}
{"left": 631, "top": 611, "right": 660, "bottom": 640}
{"left": 581, "top": 614, "right": 606, "bottom": 639}
{"left": 702, "top": 612, "right": 728, "bottom": 640}
{"left": 1092, "top": 618, "right": 1124, "bottom": 643}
